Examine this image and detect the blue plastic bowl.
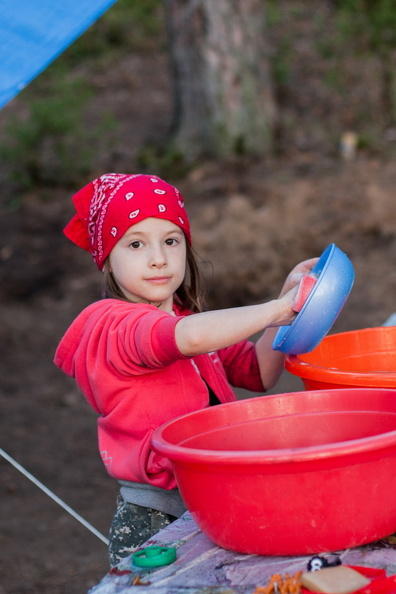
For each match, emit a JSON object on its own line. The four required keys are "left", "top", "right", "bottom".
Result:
{"left": 272, "top": 244, "right": 355, "bottom": 355}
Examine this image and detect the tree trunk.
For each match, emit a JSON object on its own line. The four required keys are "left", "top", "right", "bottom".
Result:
{"left": 164, "top": 0, "right": 277, "bottom": 161}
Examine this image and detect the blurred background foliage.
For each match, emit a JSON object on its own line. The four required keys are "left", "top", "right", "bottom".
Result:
{"left": 1, "top": 0, "right": 396, "bottom": 194}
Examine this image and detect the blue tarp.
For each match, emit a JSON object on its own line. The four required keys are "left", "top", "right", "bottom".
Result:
{"left": 0, "top": 0, "right": 118, "bottom": 109}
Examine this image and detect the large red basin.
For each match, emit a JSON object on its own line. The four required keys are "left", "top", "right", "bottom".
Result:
{"left": 152, "top": 389, "right": 396, "bottom": 556}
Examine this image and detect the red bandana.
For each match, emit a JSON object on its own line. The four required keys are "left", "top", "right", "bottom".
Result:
{"left": 64, "top": 173, "right": 191, "bottom": 270}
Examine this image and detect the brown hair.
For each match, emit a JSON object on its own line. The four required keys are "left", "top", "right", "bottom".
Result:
{"left": 102, "top": 241, "right": 206, "bottom": 313}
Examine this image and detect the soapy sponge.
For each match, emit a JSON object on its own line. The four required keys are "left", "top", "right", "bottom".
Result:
{"left": 300, "top": 566, "right": 370, "bottom": 593}
{"left": 292, "top": 273, "right": 318, "bottom": 313}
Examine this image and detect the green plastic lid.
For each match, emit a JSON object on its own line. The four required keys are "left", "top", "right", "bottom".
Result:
{"left": 132, "top": 546, "right": 176, "bottom": 568}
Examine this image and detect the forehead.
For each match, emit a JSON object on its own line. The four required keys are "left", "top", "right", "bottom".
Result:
{"left": 124, "top": 217, "right": 183, "bottom": 237}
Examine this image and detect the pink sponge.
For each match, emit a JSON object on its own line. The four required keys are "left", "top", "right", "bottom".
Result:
{"left": 292, "top": 273, "right": 318, "bottom": 313}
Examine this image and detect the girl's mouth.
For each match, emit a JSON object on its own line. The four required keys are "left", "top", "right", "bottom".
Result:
{"left": 146, "top": 276, "right": 170, "bottom": 284}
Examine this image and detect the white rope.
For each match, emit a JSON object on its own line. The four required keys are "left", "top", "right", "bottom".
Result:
{"left": 0, "top": 447, "right": 109, "bottom": 545}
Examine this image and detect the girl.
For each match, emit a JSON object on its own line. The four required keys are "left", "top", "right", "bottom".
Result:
{"left": 54, "top": 173, "right": 317, "bottom": 566}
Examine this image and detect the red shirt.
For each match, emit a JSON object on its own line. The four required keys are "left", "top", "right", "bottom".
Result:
{"left": 54, "top": 299, "right": 264, "bottom": 489}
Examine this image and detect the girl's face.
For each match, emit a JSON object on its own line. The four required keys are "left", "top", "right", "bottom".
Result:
{"left": 108, "top": 217, "right": 187, "bottom": 312}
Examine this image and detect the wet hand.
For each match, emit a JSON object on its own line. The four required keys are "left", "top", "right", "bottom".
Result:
{"left": 275, "top": 285, "right": 300, "bottom": 326}
{"left": 279, "top": 257, "right": 319, "bottom": 298}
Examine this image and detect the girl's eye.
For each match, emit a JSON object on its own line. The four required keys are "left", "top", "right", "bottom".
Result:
{"left": 129, "top": 240, "right": 142, "bottom": 249}
{"left": 165, "top": 237, "right": 178, "bottom": 246}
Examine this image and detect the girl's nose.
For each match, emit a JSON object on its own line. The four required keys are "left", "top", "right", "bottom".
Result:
{"left": 149, "top": 245, "right": 167, "bottom": 267}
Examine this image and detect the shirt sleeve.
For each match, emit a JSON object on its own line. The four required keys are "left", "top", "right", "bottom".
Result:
{"left": 217, "top": 339, "right": 265, "bottom": 392}
{"left": 104, "top": 304, "right": 188, "bottom": 373}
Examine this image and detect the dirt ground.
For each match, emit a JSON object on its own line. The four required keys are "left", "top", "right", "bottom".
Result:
{"left": 1, "top": 5, "right": 396, "bottom": 594}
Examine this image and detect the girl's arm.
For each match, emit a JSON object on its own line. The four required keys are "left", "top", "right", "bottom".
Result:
{"left": 175, "top": 296, "right": 296, "bottom": 357}
{"left": 175, "top": 258, "right": 319, "bottom": 367}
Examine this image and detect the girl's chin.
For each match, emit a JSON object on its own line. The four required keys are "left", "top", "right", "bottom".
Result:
{"left": 131, "top": 294, "right": 174, "bottom": 310}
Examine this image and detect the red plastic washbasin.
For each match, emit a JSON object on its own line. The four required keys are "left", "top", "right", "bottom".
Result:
{"left": 179, "top": 411, "right": 396, "bottom": 451}
{"left": 152, "top": 389, "right": 396, "bottom": 556}
{"left": 285, "top": 327, "right": 396, "bottom": 390}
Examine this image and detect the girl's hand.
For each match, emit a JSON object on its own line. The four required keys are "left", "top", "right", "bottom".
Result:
{"left": 255, "top": 257, "right": 319, "bottom": 390}
{"left": 271, "top": 285, "right": 300, "bottom": 328}
{"left": 278, "top": 257, "right": 319, "bottom": 299}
